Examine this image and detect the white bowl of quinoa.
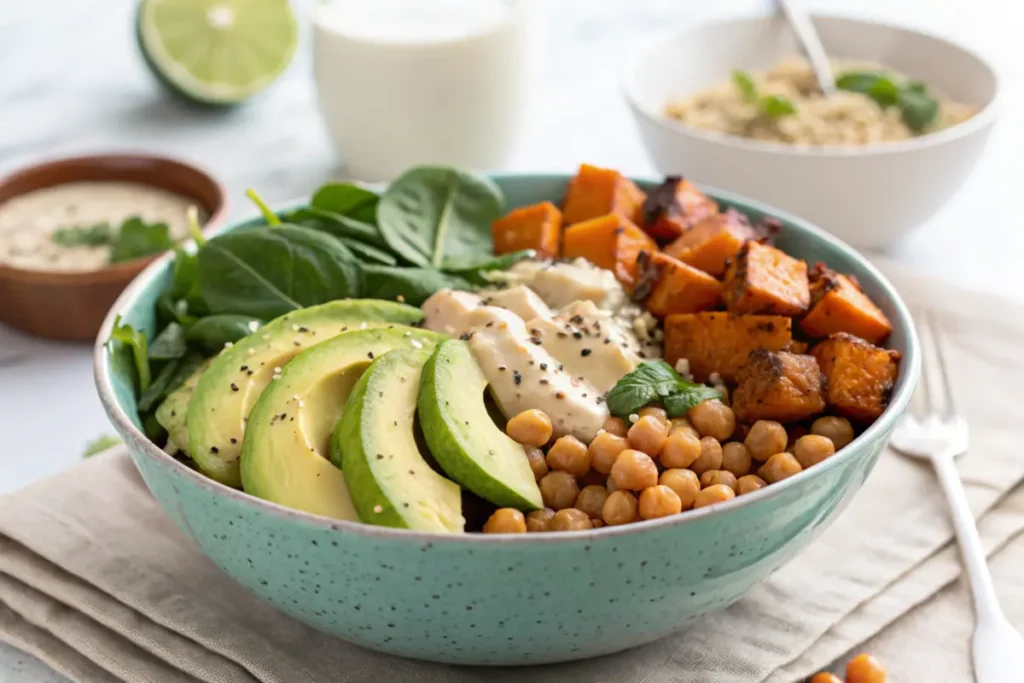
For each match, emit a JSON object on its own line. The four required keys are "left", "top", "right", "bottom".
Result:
{"left": 623, "top": 13, "right": 999, "bottom": 250}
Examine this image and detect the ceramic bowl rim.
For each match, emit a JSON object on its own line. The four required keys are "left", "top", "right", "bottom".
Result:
{"left": 93, "top": 171, "right": 921, "bottom": 545}
{"left": 621, "top": 12, "right": 1001, "bottom": 158}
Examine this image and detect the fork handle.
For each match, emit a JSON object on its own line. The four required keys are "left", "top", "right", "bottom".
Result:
{"left": 931, "top": 453, "right": 1002, "bottom": 619}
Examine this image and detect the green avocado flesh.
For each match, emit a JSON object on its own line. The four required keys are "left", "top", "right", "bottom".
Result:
{"left": 240, "top": 327, "right": 442, "bottom": 520}
{"left": 331, "top": 348, "right": 465, "bottom": 533}
{"left": 418, "top": 340, "right": 543, "bottom": 511}
{"left": 188, "top": 300, "right": 423, "bottom": 487}
{"left": 154, "top": 360, "right": 210, "bottom": 454}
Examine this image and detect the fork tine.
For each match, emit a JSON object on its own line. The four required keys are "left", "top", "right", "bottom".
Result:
{"left": 926, "top": 310, "right": 957, "bottom": 417}
{"left": 914, "top": 308, "right": 935, "bottom": 416}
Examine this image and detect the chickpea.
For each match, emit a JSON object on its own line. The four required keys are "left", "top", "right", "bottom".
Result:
{"left": 506, "top": 409, "right": 553, "bottom": 447}
{"left": 809, "top": 674, "right": 843, "bottom": 683}
{"left": 627, "top": 415, "right": 669, "bottom": 457}
{"left": 721, "top": 441, "right": 753, "bottom": 477}
{"left": 699, "top": 469, "right": 738, "bottom": 492}
{"left": 736, "top": 474, "right": 768, "bottom": 496}
{"left": 786, "top": 425, "right": 809, "bottom": 452}
{"left": 609, "top": 449, "right": 659, "bottom": 491}
{"left": 659, "top": 468, "right": 701, "bottom": 510}
{"left": 602, "top": 416, "right": 629, "bottom": 438}
{"left": 483, "top": 508, "right": 527, "bottom": 533}
{"left": 539, "top": 471, "right": 579, "bottom": 510}
{"left": 524, "top": 445, "right": 548, "bottom": 480}
{"left": 688, "top": 399, "right": 735, "bottom": 441}
{"left": 811, "top": 416, "right": 855, "bottom": 450}
{"left": 589, "top": 431, "right": 628, "bottom": 474}
{"left": 575, "top": 485, "right": 610, "bottom": 519}
{"left": 638, "top": 405, "right": 669, "bottom": 426}
{"left": 757, "top": 452, "right": 803, "bottom": 484}
{"left": 579, "top": 469, "right": 607, "bottom": 488}
{"left": 550, "top": 508, "right": 593, "bottom": 531}
{"left": 546, "top": 435, "right": 591, "bottom": 477}
{"left": 693, "top": 484, "right": 736, "bottom": 508}
{"left": 660, "top": 429, "right": 702, "bottom": 469}
{"left": 590, "top": 519, "right": 605, "bottom": 529}
{"left": 669, "top": 417, "right": 700, "bottom": 439}
{"left": 793, "top": 434, "right": 836, "bottom": 469}
{"left": 690, "top": 436, "right": 724, "bottom": 475}
{"left": 525, "top": 508, "right": 555, "bottom": 532}
{"left": 744, "top": 420, "right": 788, "bottom": 461}
{"left": 638, "top": 485, "right": 682, "bottom": 519}
{"left": 606, "top": 476, "right": 619, "bottom": 493}
{"left": 846, "top": 653, "right": 887, "bottom": 683}
{"left": 602, "top": 490, "right": 638, "bottom": 526}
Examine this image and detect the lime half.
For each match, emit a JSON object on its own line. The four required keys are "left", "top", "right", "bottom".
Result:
{"left": 137, "top": 0, "right": 298, "bottom": 106}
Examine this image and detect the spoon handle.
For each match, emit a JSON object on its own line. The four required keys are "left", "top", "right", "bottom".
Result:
{"left": 776, "top": 0, "right": 836, "bottom": 94}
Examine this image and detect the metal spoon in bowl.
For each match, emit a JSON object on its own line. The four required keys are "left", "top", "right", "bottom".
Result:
{"left": 776, "top": 0, "right": 836, "bottom": 95}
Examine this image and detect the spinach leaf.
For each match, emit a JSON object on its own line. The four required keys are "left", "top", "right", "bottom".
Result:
{"left": 246, "top": 189, "right": 281, "bottom": 226}
{"left": 606, "top": 361, "right": 689, "bottom": 419}
{"left": 156, "top": 291, "right": 194, "bottom": 327}
{"left": 362, "top": 266, "right": 473, "bottom": 307}
{"left": 311, "top": 183, "right": 379, "bottom": 224}
{"left": 897, "top": 84, "right": 939, "bottom": 132}
{"left": 198, "top": 225, "right": 361, "bottom": 319}
{"left": 108, "top": 315, "right": 151, "bottom": 393}
{"left": 186, "top": 315, "right": 263, "bottom": 351}
{"left": 149, "top": 322, "right": 187, "bottom": 361}
{"left": 109, "top": 217, "right": 175, "bottom": 263}
{"left": 288, "top": 206, "right": 390, "bottom": 250}
{"left": 442, "top": 249, "right": 534, "bottom": 286}
{"left": 142, "top": 412, "right": 167, "bottom": 443}
{"left": 52, "top": 223, "right": 114, "bottom": 247}
{"left": 169, "top": 248, "right": 199, "bottom": 299}
{"left": 83, "top": 434, "right": 122, "bottom": 458}
{"left": 377, "top": 166, "right": 504, "bottom": 268}
{"left": 340, "top": 238, "right": 398, "bottom": 266}
{"left": 138, "top": 350, "right": 205, "bottom": 413}
{"left": 733, "top": 70, "right": 758, "bottom": 104}
{"left": 663, "top": 386, "right": 724, "bottom": 418}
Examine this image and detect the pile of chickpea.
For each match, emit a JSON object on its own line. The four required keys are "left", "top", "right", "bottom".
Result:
{"left": 813, "top": 652, "right": 887, "bottom": 683}
{"left": 481, "top": 398, "right": 856, "bottom": 533}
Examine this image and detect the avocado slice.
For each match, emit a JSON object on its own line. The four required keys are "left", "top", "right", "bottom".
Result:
{"left": 154, "top": 360, "right": 210, "bottom": 454}
{"left": 240, "top": 326, "right": 442, "bottom": 519}
{"left": 331, "top": 348, "right": 465, "bottom": 533}
{"left": 418, "top": 340, "right": 543, "bottom": 511}
{"left": 188, "top": 300, "right": 423, "bottom": 487}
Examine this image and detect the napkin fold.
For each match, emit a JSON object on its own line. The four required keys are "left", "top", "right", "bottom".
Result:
{"left": 2, "top": 260, "right": 1024, "bottom": 683}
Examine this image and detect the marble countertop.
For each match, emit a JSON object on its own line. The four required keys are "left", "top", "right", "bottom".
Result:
{"left": 1, "top": 0, "right": 1020, "bottom": 678}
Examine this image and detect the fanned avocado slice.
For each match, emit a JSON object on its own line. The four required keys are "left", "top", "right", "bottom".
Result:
{"left": 241, "top": 326, "right": 442, "bottom": 520}
{"left": 188, "top": 300, "right": 423, "bottom": 487}
{"left": 154, "top": 360, "right": 210, "bottom": 454}
{"left": 331, "top": 348, "right": 465, "bottom": 533}
{"left": 418, "top": 340, "right": 543, "bottom": 511}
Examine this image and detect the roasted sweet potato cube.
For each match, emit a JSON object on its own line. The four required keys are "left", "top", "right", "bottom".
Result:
{"left": 640, "top": 175, "right": 719, "bottom": 242}
{"left": 562, "top": 214, "right": 657, "bottom": 287}
{"left": 732, "top": 350, "right": 827, "bottom": 423}
{"left": 665, "top": 209, "right": 759, "bottom": 276}
{"left": 664, "top": 312, "right": 792, "bottom": 383}
{"left": 634, "top": 251, "right": 722, "bottom": 317}
{"left": 811, "top": 332, "right": 901, "bottom": 421}
{"left": 562, "top": 163, "right": 647, "bottom": 225}
{"left": 491, "top": 201, "right": 562, "bottom": 259}
{"left": 801, "top": 263, "right": 893, "bottom": 344}
{"left": 722, "top": 240, "right": 810, "bottom": 316}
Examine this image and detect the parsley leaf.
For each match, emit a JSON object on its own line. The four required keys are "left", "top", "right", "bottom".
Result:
{"left": 51, "top": 223, "right": 114, "bottom": 247}
{"left": 109, "top": 217, "right": 176, "bottom": 264}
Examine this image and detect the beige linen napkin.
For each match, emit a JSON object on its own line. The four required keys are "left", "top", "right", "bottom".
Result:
{"left": 2, "top": 261, "right": 1024, "bottom": 683}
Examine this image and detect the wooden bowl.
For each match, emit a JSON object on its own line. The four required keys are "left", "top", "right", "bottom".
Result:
{"left": 0, "top": 154, "right": 227, "bottom": 341}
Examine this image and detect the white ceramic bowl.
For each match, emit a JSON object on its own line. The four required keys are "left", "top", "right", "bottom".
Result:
{"left": 623, "top": 14, "right": 999, "bottom": 250}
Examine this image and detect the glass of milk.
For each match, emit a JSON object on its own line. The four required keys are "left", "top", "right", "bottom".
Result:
{"left": 313, "top": 0, "right": 538, "bottom": 182}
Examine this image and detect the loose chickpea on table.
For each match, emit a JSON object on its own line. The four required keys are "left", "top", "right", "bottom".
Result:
{"left": 810, "top": 652, "right": 887, "bottom": 683}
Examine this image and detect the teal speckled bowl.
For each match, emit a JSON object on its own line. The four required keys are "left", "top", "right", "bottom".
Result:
{"left": 94, "top": 173, "right": 920, "bottom": 666}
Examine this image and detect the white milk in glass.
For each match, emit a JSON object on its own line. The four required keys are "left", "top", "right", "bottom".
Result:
{"left": 313, "top": 0, "right": 536, "bottom": 181}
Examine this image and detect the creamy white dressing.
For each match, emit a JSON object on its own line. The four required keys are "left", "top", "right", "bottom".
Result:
{"left": 0, "top": 182, "right": 194, "bottom": 271}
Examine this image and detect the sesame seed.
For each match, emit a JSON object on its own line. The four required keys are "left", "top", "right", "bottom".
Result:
{"left": 513, "top": 371, "right": 522, "bottom": 385}
{"left": 540, "top": 363, "right": 548, "bottom": 370}
{"left": 628, "top": 413, "right": 639, "bottom": 423}
{"left": 247, "top": 348, "right": 256, "bottom": 355}
{"left": 360, "top": 322, "right": 368, "bottom": 330}
{"left": 411, "top": 340, "right": 423, "bottom": 349}
{"left": 291, "top": 324, "right": 300, "bottom": 331}
{"left": 230, "top": 383, "right": 239, "bottom": 392}
{"left": 373, "top": 505, "right": 383, "bottom": 514}
{"left": 397, "top": 295, "right": 406, "bottom": 303}
{"left": 273, "top": 367, "right": 282, "bottom": 373}
{"left": 223, "top": 342, "right": 233, "bottom": 348}
{"left": 555, "top": 392, "right": 565, "bottom": 400}
{"left": 581, "top": 349, "right": 592, "bottom": 357}
{"left": 367, "top": 351, "right": 374, "bottom": 359}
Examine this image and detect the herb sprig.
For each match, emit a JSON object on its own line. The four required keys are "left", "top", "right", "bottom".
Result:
{"left": 52, "top": 216, "right": 177, "bottom": 264}
{"left": 606, "top": 361, "right": 722, "bottom": 419}
{"left": 733, "top": 70, "right": 797, "bottom": 119}
{"left": 835, "top": 70, "right": 939, "bottom": 132}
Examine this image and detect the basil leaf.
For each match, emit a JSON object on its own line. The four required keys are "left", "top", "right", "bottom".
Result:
{"left": 311, "top": 183, "right": 379, "bottom": 224}
{"left": 664, "top": 386, "right": 724, "bottom": 418}
{"left": 185, "top": 315, "right": 263, "bottom": 351}
{"left": 108, "top": 315, "right": 151, "bottom": 393}
{"left": 362, "top": 266, "right": 473, "bottom": 307}
{"left": 898, "top": 86, "right": 939, "bottom": 132}
{"left": 442, "top": 249, "right": 535, "bottom": 286}
{"left": 760, "top": 94, "right": 797, "bottom": 118}
{"left": 52, "top": 222, "right": 114, "bottom": 247}
{"left": 378, "top": 166, "right": 504, "bottom": 268}
{"left": 733, "top": 70, "right": 759, "bottom": 104}
{"left": 836, "top": 70, "right": 901, "bottom": 107}
{"left": 606, "top": 360, "right": 689, "bottom": 419}
{"left": 109, "top": 217, "right": 175, "bottom": 263}
{"left": 198, "top": 225, "right": 361, "bottom": 319}
{"left": 149, "top": 322, "right": 187, "bottom": 361}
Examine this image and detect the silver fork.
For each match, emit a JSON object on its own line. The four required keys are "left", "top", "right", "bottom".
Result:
{"left": 889, "top": 310, "right": 1024, "bottom": 681}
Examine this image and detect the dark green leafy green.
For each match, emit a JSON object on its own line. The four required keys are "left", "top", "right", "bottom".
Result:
{"left": 362, "top": 266, "right": 472, "bottom": 307}
{"left": 108, "top": 315, "right": 151, "bottom": 393}
{"left": 198, "top": 225, "right": 361, "bottom": 319}
{"left": 149, "top": 322, "right": 188, "bottom": 360}
{"left": 109, "top": 218, "right": 176, "bottom": 263}
{"left": 897, "top": 84, "right": 939, "bottom": 132}
{"left": 378, "top": 166, "right": 503, "bottom": 268}
{"left": 835, "top": 70, "right": 900, "bottom": 106}
{"left": 311, "top": 183, "right": 379, "bottom": 224}
{"left": 185, "top": 315, "right": 263, "bottom": 351}
{"left": 836, "top": 70, "right": 939, "bottom": 132}
{"left": 287, "top": 206, "right": 390, "bottom": 251}
{"left": 138, "top": 350, "right": 206, "bottom": 413}
{"left": 245, "top": 189, "right": 281, "bottom": 226}
{"left": 340, "top": 239, "right": 397, "bottom": 265}
{"left": 442, "top": 250, "right": 534, "bottom": 286}
{"left": 732, "top": 70, "right": 797, "bottom": 119}
{"left": 606, "top": 360, "right": 721, "bottom": 419}
{"left": 52, "top": 223, "right": 114, "bottom": 247}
